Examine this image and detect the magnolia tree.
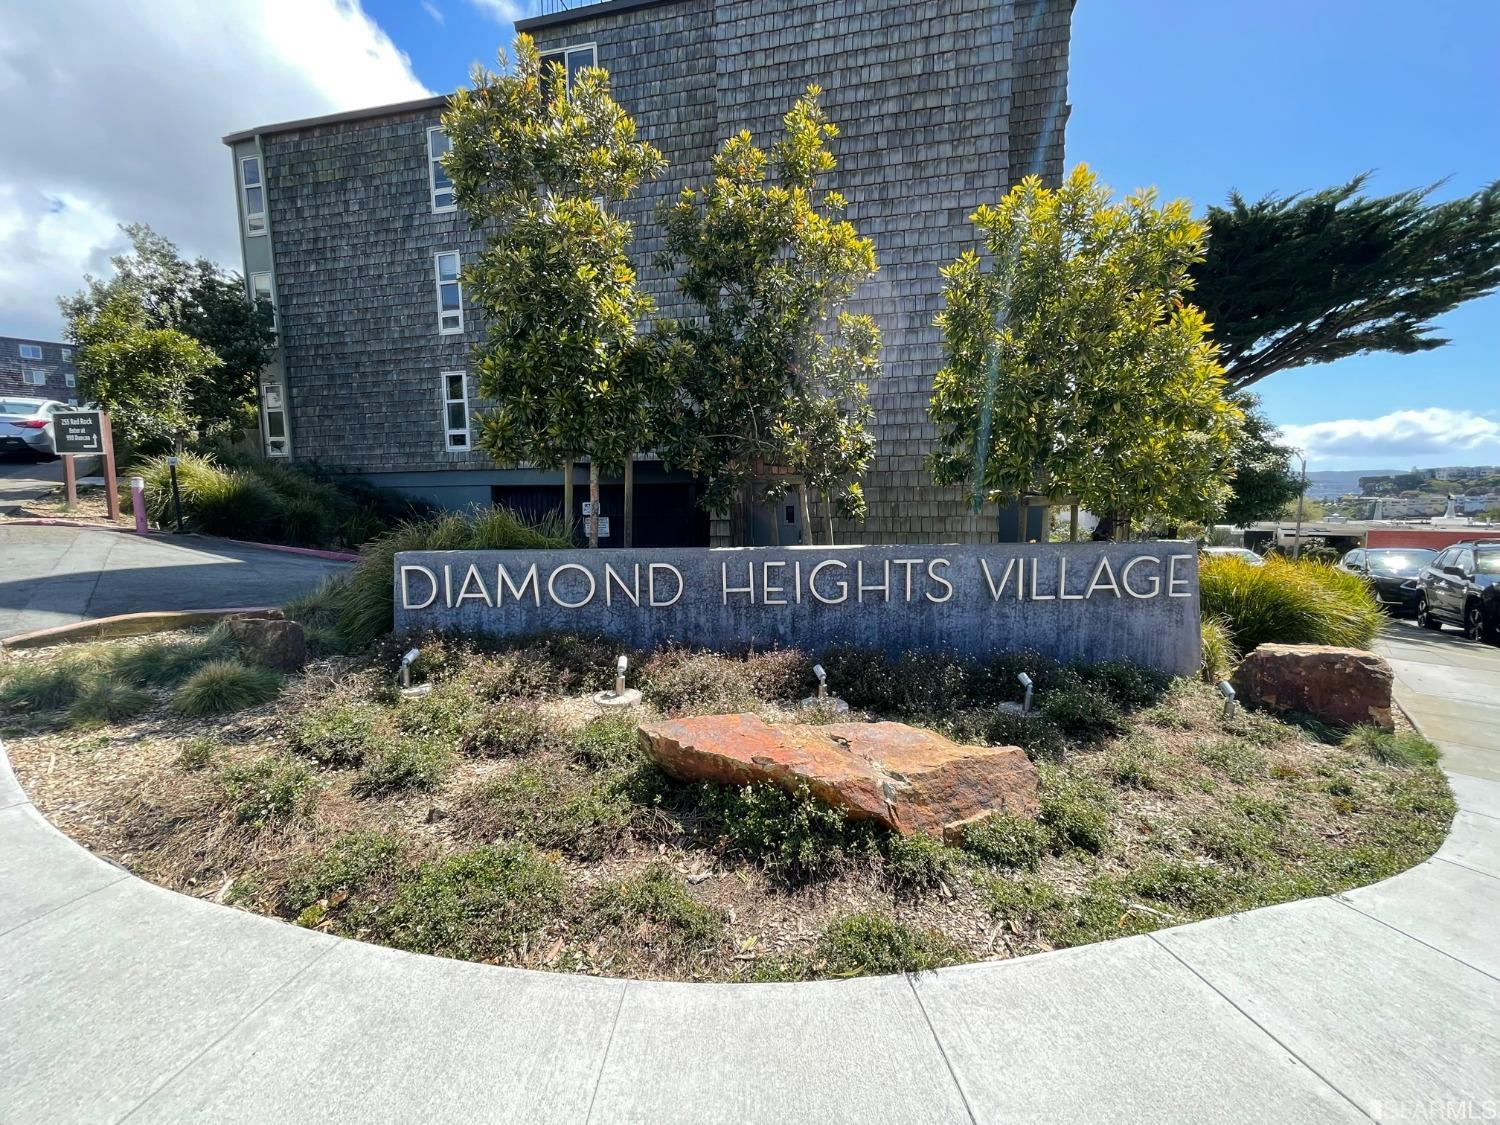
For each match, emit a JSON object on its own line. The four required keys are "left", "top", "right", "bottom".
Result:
{"left": 928, "top": 164, "right": 1241, "bottom": 538}
{"left": 654, "top": 89, "right": 879, "bottom": 545}
{"left": 443, "top": 37, "right": 664, "bottom": 547}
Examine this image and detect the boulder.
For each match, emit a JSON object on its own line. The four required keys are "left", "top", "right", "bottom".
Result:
{"left": 639, "top": 713, "right": 1039, "bottom": 839}
{"left": 1230, "top": 644, "right": 1393, "bottom": 731}
{"left": 225, "top": 614, "right": 307, "bottom": 673}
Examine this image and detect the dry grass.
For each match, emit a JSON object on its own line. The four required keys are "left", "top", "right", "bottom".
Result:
{"left": 2, "top": 634, "right": 1453, "bottom": 981}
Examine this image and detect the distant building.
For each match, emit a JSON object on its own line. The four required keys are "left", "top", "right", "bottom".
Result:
{"left": 0, "top": 337, "right": 78, "bottom": 403}
{"left": 224, "top": 0, "right": 1073, "bottom": 545}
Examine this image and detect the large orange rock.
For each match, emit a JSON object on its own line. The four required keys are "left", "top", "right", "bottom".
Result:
{"left": 1231, "top": 644, "right": 1394, "bottom": 730}
{"left": 639, "top": 713, "right": 1038, "bottom": 839}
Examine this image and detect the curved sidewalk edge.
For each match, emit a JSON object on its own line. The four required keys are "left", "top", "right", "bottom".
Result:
{"left": 2, "top": 764, "right": 1498, "bottom": 1122}
{"left": 0, "top": 607, "right": 281, "bottom": 650}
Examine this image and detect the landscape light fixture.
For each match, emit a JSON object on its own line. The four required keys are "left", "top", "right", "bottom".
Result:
{"left": 593, "top": 654, "right": 642, "bottom": 709}
{"left": 1017, "top": 672, "right": 1034, "bottom": 715}
{"left": 1217, "top": 680, "right": 1236, "bottom": 722}
{"left": 812, "top": 663, "right": 828, "bottom": 701}
{"left": 398, "top": 647, "right": 421, "bottom": 690}
{"left": 615, "top": 654, "right": 628, "bottom": 697}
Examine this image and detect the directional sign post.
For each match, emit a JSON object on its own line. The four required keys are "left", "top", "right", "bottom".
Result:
{"left": 53, "top": 410, "right": 120, "bottom": 521}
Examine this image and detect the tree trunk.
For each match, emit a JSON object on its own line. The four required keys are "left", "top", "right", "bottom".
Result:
{"left": 622, "top": 453, "right": 635, "bottom": 549}
{"left": 798, "top": 482, "right": 813, "bottom": 545}
{"left": 821, "top": 489, "right": 834, "bottom": 546}
{"left": 588, "top": 461, "right": 600, "bottom": 549}
{"left": 1069, "top": 502, "right": 1079, "bottom": 542}
{"left": 769, "top": 493, "right": 782, "bottom": 546}
{"left": 562, "top": 457, "right": 575, "bottom": 545}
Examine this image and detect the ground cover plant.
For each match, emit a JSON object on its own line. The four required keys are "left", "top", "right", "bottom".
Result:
{"left": 2, "top": 630, "right": 1452, "bottom": 982}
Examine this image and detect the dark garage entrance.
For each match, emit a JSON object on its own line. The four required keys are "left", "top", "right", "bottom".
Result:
{"left": 491, "top": 481, "right": 711, "bottom": 548}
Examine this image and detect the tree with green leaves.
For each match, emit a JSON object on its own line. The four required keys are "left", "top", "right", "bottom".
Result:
{"left": 929, "top": 164, "right": 1242, "bottom": 537}
{"left": 1219, "top": 394, "right": 1305, "bottom": 526}
{"left": 443, "top": 36, "right": 664, "bottom": 548}
{"left": 61, "top": 224, "right": 275, "bottom": 443}
{"left": 654, "top": 88, "right": 878, "bottom": 544}
{"left": 1193, "top": 175, "right": 1500, "bottom": 392}
{"left": 70, "top": 289, "right": 222, "bottom": 452}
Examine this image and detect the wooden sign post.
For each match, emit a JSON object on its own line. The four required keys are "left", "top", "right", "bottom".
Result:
{"left": 52, "top": 410, "right": 119, "bottom": 521}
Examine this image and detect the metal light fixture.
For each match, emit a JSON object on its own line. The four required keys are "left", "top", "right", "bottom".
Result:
{"left": 1217, "top": 680, "right": 1237, "bottom": 721}
{"left": 1017, "top": 672, "right": 1034, "bottom": 715}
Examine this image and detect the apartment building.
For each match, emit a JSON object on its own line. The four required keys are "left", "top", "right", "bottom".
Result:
{"left": 0, "top": 337, "right": 78, "bottom": 404}
{"left": 224, "top": 0, "right": 1073, "bottom": 545}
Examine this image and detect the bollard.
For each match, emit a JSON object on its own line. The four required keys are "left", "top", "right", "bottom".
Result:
{"left": 130, "top": 476, "right": 147, "bottom": 534}
{"left": 1017, "top": 672, "right": 1034, "bottom": 715}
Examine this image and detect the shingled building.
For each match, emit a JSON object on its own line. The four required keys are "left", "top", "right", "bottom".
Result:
{"left": 224, "top": 0, "right": 1072, "bottom": 546}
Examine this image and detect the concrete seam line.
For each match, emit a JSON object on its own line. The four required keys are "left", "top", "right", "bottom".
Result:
{"left": 1148, "top": 931, "right": 1377, "bottom": 1123}
{"left": 1453, "top": 806, "right": 1500, "bottom": 825}
{"left": 582, "top": 980, "right": 632, "bottom": 1125}
{"left": 1331, "top": 895, "right": 1500, "bottom": 985}
{"left": 1432, "top": 854, "right": 1500, "bottom": 884}
{"left": 0, "top": 871, "right": 130, "bottom": 943}
{"left": 119, "top": 939, "right": 342, "bottom": 1123}
{"left": 905, "top": 973, "right": 980, "bottom": 1125}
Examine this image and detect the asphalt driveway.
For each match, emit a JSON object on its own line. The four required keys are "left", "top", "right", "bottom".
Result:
{"left": 0, "top": 525, "right": 349, "bottom": 639}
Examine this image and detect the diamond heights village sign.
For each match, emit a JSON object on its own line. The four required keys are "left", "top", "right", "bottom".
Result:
{"left": 394, "top": 542, "right": 1202, "bottom": 675}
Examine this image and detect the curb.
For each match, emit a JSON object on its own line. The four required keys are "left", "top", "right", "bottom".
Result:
{"left": 0, "top": 607, "right": 282, "bottom": 650}
{"left": 0, "top": 518, "right": 362, "bottom": 563}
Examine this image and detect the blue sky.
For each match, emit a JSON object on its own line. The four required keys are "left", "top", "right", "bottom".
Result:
{"left": 365, "top": 0, "right": 1499, "bottom": 471}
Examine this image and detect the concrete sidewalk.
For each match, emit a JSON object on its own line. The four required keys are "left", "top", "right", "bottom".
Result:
{"left": 0, "top": 525, "right": 347, "bottom": 639}
{"left": 1, "top": 629, "right": 1497, "bottom": 1122}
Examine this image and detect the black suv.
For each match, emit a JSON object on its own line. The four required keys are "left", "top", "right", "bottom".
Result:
{"left": 1416, "top": 541, "right": 1500, "bottom": 642}
{"left": 1337, "top": 547, "right": 1435, "bottom": 615}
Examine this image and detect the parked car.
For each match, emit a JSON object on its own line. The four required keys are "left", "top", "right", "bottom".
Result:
{"left": 1201, "top": 546, "right": 1263, "bottom": 566}
{"left": 1337, "top": 547, "right": 1436, "bottom": 616}
{"left": 0, "top": 398, "right": 69, "bottom": 459}
{"left": 1416, "top": 541, "right": 1500, "bottom": 642}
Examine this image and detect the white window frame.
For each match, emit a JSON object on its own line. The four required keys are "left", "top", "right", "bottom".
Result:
{"left": 441, "top": 370, "right": 470, "bottom": 452}
{"left": 18, "top": 343, "right": 42, "bottom": 360}
{"left": 61, "top": 347, "right": 72, "bottom": 361}
{"left": 240, "top": 155, "right": 267, "bottom": 237}
{"left": 261, "top": 382, "right": 290, "bottom": 458}
{"left": 250, "top": 271, "right": 276, "bottom": 329}
{"left": 22, "top": 368, "right": 46, "bottom": 386}
{"left": 64, "top": 372, "right": 76, "bottom": 388}
{"left": 434, "top": 251, "right": 464, "bottom": 335}
{"left": 428, "top": 127, "right": 456, "bottom": 214}
{"left": 539, "top": 43, "right": 598, "bottom": 93}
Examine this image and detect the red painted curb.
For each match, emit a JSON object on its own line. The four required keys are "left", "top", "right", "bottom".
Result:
{"left": 1, "top": 518, "right": 360, "bottom": 563}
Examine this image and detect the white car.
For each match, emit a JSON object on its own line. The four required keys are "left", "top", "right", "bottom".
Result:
{"left": 0, "top": 398, "right": 69, "bottom": 459}
{"left": 1201, "top": 546, "right": 1264, "bottom": 566}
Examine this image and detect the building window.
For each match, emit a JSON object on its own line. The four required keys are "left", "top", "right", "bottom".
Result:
{"left": 540, "top": 44, "right": 597, "bottom": 97}
{"left": 250, "top": 271, "right": 276, "bottom": 329}
{"left": 261, "top": 383, "right": 289, "bottom": 457}
{"left": 61, "top": 347, "right": 72, "bottom": 361}
{"left": 435, "top": 251, "right": 463, "bottom": 334}
{"left": 18, "top": 343, "right": 42, "bottom": 360}
{"left": 240, "top": 155, "right": 266, "bottom": 236}
{"left": 428, "top": 127, "right": 456, "bottom": 213}
{"left": 65, "top": 372, "right": 75, "bottom": 388}
{"left": 442, "top": 370, "right": 470, "bottom": 451}
{"left": 22, "top": 368, "right": 46, "bottom": 386}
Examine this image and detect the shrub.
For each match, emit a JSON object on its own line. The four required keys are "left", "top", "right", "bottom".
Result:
{"left": 1343, "top": 725, "right": 1440, "bottom": 768}
{"left": 1125, "top": 857, "right": 1232, "bottom": 913}
{"left": 588, "top": 863, "right": 723, "bottom": 952}
{"left": 639, "top": 649, "right": 762, "bottom": 714}
{"left": 1038, "top": 767, "right": 1112, "bottom": 854}
{"left": 284, "top": 830, "right": 408, "bottom": 918}
{"left": 0, "top": 659, "right": 92, "bottom": 713}
{"left": 134, "top": 452, "right": 282, "bottom": 540}
{"left": 171, "top": 660, "right": 281, "bottom": 717}
{"left": 292, "top": 700, "right": 384, "bottom": 766}
{"left": 695, "top": 781, "right": 874, "bottom": 882}
{"left": 937, "top": 709, "right": 1066, "bottom": 763}
{"left": 468, "top": 764, "right": 635, "bottom": 859}
{"left": 335, "top": 508, "right": 567, "bottom": 650}
{"left": 1038, "top": 685, "right": 1126, "bottom": 742}
{"left": 883, "top": 832, "right": 963, "bottom": 893}
{"left": 355, "top": 736, "right": 453, "bottom": 794}
{"left": 1076, "top": 661, "right": 1171, "bottom": 710}
{"left": 816, "top": 913, "right": 963, "bottom": 975}
{"left": 1199, "top": 616, "right": 1239, "bottom": 684}
{"left": 959, "top": 813, "right": 1049, "bottom": 870}
{"left": 282, "top": 575, "right": 348, "bottom": 632}
{"left": 1200, "top": 555, "right": 1384, "bottom": 652}
{"left": 818, "top": 646, "right": 899, "bottom": 711}
{"left": 984, "top": 874, "right": 1063, "bottom": 924}
{"left": 108, "top": 630, "right": 236, "bottom": 688}
{"left": 219, "top": 754, "right": 319, "bottom": 828}
{"left": 1042, "top": 876, "right": 1164, "bottom": 947}
{"left": 66, "top": 679, "right": 152, "bottom": 726}
{"left": 461, "top": 702, "right": 572, "bottom": 758}
{"left": 375, "top": 843, "right": 567, "bottom": 961}
{"left": 573, "top": 713, "right": 645, "bottom": 771}
{"left": 392, "top": 681, "right": 484, "bottom": 743}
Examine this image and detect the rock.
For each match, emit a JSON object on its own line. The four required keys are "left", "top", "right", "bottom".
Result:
{"left": 639, "top": 713, "right": 1039, "bottom": 839}
{"left": 225, "top": 614, "right": 307, "bottom": 673}
{"left": 1230, "top": 644, "right": 1393, "bottom": 731}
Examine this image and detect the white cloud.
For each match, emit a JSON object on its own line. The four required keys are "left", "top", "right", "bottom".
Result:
{"left": 0, "top": 0, "right": 431, "bottom": 341}
{"left": 1280, "top": 408, "right": 1500, "bottom": 465}
{"left": 422, "top": 0, "right": 446, "bottom": 25}
{"left": 467, "top": 0, "right": 533, "bottom": 25}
